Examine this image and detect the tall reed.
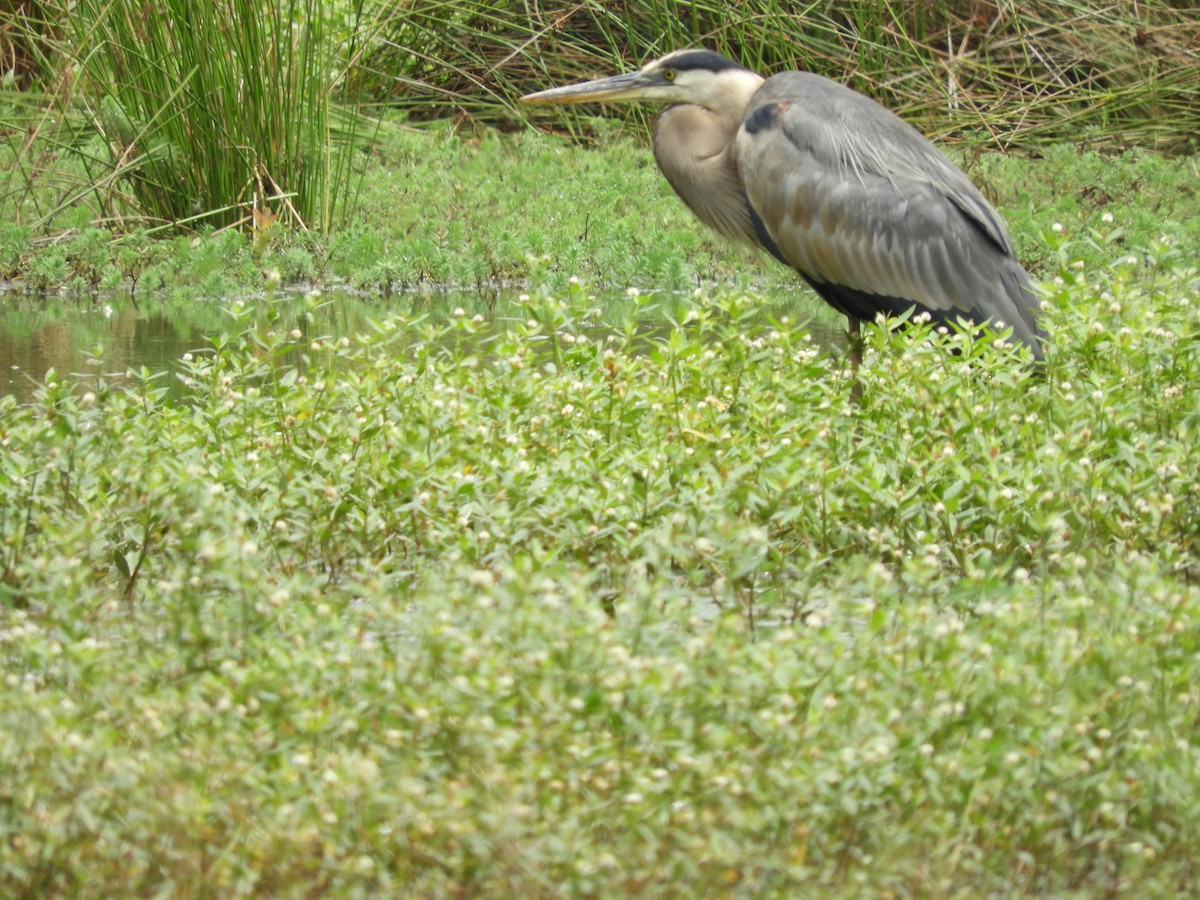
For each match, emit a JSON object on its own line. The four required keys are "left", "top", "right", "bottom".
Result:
{"left": 0, "top": 0, "right": 59, "bottom": 89}
{"left": 367, "top": 0, "right": 1199, "bottom": 152}
{"left": 64, "top": 0, "right": 366, "bottom": 232}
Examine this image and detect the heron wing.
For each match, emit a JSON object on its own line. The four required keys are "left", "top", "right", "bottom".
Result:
{"left": 736, "top": 72, "right": 1040, "bottom": 345}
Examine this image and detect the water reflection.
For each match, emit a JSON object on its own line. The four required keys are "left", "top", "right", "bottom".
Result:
{"left": 5, "top": 296, "right": 187, "bottom": 401}
{"left": 0, "top": 288, "right": 843, "bottom": 402}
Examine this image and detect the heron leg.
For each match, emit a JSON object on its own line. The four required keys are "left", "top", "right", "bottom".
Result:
{"left": 847, "top": 318, "right": 863, "bottom": 400}
{"left": 848, "top": 318, "right": 862, "bottom": 369}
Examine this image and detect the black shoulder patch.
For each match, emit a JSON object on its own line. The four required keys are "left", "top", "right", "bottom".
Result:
{"left": 742, "top": 103, "right": 779, "bottom": 136}
{"left": 665, "top": 50, "right": 745, "bottom": 74}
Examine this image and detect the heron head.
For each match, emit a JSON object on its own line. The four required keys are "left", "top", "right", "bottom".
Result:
{"left": 520, "top": 49, "right": 761, "bottom": 111}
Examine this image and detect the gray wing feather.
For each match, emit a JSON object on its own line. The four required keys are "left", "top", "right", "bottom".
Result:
{"left": 737, "top": 72, "right": 1041, "bottom": 349}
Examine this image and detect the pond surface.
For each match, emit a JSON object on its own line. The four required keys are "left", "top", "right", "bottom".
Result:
{"left": 0, "top": 287, "right": 842, "bottom": 402}
{"left": 0, "top": 288, "right": 445, "bottom": 402}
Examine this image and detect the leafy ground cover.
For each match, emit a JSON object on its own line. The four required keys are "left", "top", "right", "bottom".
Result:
{"left": 2, "top": 211, "right": 1199, "bottom": 892}
{"left": 0, "top": 121, "right": 1197, "bottom": 303}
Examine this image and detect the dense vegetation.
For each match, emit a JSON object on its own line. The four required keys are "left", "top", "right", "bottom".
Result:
{"left": 1, "top": 0, "right": 1199, "bottom": 895}
{"left": 3, "top": 238, "right": 1199, "bottom": 894}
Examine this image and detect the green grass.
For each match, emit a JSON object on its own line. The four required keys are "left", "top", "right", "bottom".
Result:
{"left": 1, "top": 230, "right": 1199, "bottom": 893}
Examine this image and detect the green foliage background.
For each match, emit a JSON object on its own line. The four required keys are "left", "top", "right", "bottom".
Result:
{"left": 0, "top": 0, "right": 1197, "bottom": 236}
{"left": 372, "top": 0, "right": 1200, "bottom": 152}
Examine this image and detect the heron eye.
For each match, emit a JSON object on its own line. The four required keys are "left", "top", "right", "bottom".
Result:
{"left": 662, "top": 69, "right": 676, "bottom": 82}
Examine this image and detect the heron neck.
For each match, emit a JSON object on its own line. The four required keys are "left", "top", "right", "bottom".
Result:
{"left": 652, "top": 103, "right": 756, "bottom": 247}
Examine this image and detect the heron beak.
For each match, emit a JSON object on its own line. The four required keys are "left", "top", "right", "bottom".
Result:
{"left": 520, "top": 70, "right": 652, "bottom": 106}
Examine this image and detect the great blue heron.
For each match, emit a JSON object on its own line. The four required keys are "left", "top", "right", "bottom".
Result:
{"left": 521, "top": 49, "right": 1044, "bottom": 362}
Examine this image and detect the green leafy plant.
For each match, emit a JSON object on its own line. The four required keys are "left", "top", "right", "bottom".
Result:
{"left": 1, "top": 222, "right": 1198, "bottom": 893}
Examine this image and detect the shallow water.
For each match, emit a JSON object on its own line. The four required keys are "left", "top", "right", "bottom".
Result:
{"left": 0, "top": 287, "right": 842, "bottom": 402}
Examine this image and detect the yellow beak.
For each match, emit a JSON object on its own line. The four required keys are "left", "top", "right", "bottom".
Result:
{"left": 520, "top": 70, "right": 653, "bottom": 106}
